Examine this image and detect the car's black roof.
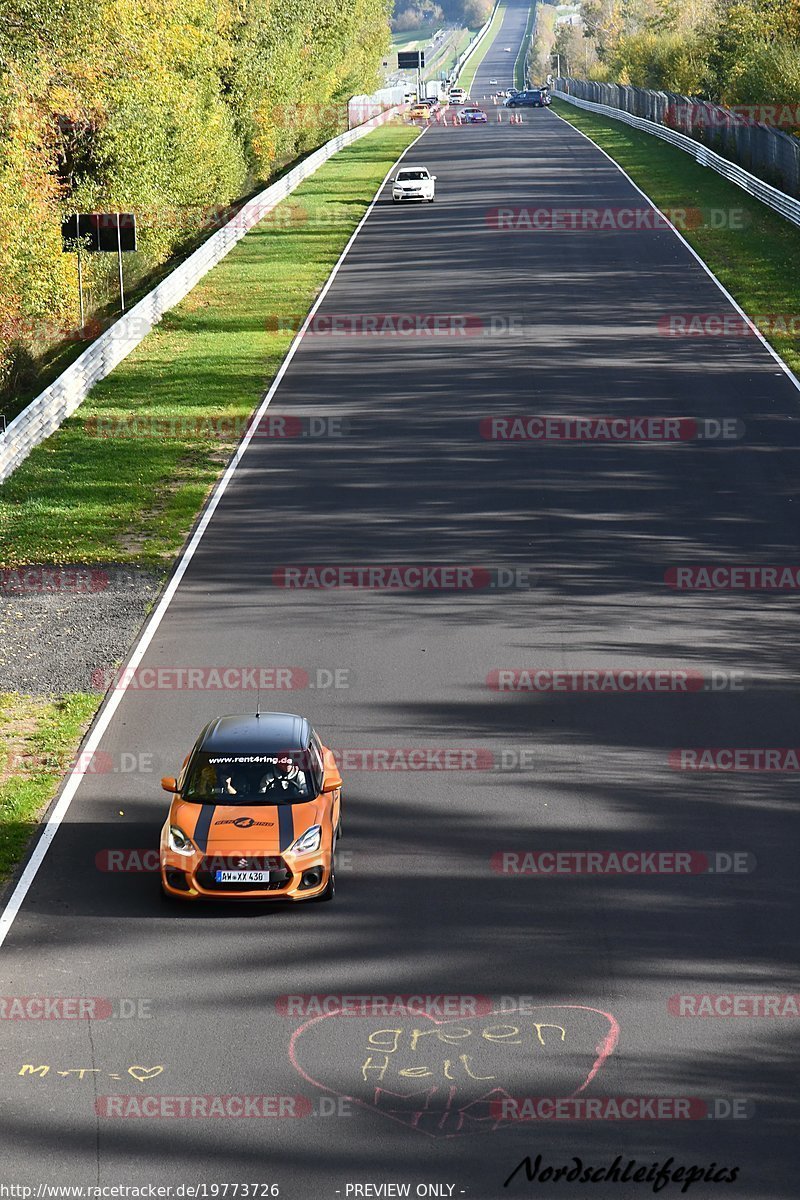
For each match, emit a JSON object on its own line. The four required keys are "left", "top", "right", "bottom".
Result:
{"left": 196, "top": 712, "right": 311, "bottom": 754}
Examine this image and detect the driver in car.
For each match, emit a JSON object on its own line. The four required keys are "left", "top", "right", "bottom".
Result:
{"left": 258, "top": 757, "right": 307, "bottom": 799}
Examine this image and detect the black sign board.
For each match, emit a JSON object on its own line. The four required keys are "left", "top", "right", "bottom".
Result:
{"left": 397, "top": 50, "right": 425, "bottom": 69}
{"left": 61, "top": 213, "right": 137, "bottom": 253}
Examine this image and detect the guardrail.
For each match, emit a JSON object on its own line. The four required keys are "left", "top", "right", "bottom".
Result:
{"left": 0, "top": 106, "right": 399, "bottom": 484}
{"left": 452, "top": 1, "right": 499, "bottom": 85}
{"left": 515, "top": 2, "right": 536, "bottom": 91}
{"left": 553, "top": 89, "right": 800, "bottom": 232}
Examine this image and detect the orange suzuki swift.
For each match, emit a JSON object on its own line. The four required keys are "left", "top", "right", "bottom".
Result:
{"left": 159, "top": 711, "right": 342, "bottom": 902}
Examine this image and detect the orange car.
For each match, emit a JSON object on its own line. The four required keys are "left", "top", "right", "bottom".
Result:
{"left": 159, "top": 711, "right": 342, "bottom": 902}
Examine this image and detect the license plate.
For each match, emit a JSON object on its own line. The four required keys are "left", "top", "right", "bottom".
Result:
{"left": 215, "top": 870, "right": 270, "bottom": 883}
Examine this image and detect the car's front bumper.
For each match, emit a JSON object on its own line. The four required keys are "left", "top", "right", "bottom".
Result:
{"left": 160, "top": 848, "right": 333, "bottom": 901}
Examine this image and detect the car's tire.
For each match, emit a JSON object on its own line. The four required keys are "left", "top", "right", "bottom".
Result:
{"left": 428, "top": 197, "right": 435, "bottom": 203}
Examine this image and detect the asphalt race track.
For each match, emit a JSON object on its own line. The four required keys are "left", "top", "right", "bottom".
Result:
{"left": 2, "top": 1, "right": 799, "bottom": 1194}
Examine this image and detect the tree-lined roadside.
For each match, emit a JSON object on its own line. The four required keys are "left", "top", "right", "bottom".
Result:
{"left": 0, "top": 0, "right": 392, "bottom": 398}
{"left": 548, "top": 0, "right": 800, "bottom": 105}
{"left": 0, "top": 123, "right": 420, "bottom": 568}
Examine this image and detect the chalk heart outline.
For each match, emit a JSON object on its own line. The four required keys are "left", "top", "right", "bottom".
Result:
{"left": 289, "top": 1004, "right": 619, "bottom": 1139}
{"left": 128, "top": 1065, "right": 164, "bottom": 1082}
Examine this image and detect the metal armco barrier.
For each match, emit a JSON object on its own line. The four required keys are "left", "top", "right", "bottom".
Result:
{"left": 0, "top": 107, "right": 399, "bottom": 484}
{"left": 452, "top": 0, "right": 499, "bottom": 84}
{"left": 553, "top": 87, "right": 800, "bottom": 232}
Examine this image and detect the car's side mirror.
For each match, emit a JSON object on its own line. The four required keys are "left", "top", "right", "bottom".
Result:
{"left": 161, "top": 776, "right": 179, "bottom": 793}
{"left": 322, "top": 762, "right": 343, "bottom": 793}
{"left": 431, "top": 176, "right": 437, "bottom": 181}
{"left": 321, "top": 754, "right": 343, "bottom": 792}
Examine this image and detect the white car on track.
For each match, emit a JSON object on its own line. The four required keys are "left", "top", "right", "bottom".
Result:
{"left": 392, "top": 165, "right": 437, "bottom": 203}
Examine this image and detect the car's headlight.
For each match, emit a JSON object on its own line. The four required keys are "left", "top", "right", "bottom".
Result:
{"left": 290, "top": 825, "right": 322, "bottom": 854}
{"left": 168, "top": 825, "right": 195, "bottom": 856}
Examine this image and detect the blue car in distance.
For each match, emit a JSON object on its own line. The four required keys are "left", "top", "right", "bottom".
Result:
{"left": 505, "top": 88, "right": 549, "bottom": 108}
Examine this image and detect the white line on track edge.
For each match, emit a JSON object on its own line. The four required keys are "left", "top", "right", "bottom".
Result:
{"left": 0, "top": 123, "right": 428, "bottom": 951}
{"left": 549, "top": 105, "right": 800, "bottom": 395}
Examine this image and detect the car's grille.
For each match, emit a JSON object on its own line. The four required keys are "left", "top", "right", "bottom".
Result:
{"left": 195, "top": 855, "right": 292, "bottom": 893}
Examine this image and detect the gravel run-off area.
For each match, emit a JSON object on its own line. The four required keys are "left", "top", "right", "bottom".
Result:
{"left": 0, "top": 565, "right": 164, "bottom": 695}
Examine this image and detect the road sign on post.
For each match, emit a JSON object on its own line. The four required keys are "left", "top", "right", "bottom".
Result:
{"left": 61, "top": 213, "right": 137, "bottom": 319}
{"left": 397, "top": 51, "right": 425, "bottom": 69}
{"left": 398, "top": 50, "right": 425, "bottom": 104}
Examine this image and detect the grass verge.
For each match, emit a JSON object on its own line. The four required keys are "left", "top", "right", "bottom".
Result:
{"left": 457, "top": 4, "right": 507, "bottom": 95}
{"left": 0, "top": 693, "right": 98, "bottom": 884}
{"left": 514, "top": 2, "right": 536, "bottom": 90}
{"left": 551, "top": 99, "right": 800, "bottom": 377}
{"left": 0, "top": 121, "right": 420, "bottom": 569}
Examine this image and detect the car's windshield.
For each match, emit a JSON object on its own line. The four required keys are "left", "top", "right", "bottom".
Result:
{"left": 397, "top": 170, "right": 429, "bottom": 180}
{"left": 183, "top": 751, "right": 318, "bottom": 804}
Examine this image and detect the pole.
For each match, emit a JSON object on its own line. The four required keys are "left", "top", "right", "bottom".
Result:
{"left": 77, "top": 241, "right": 85, "bottom": 328}
{"left": 116, "top": 213, "right": 125, "bottom": 313}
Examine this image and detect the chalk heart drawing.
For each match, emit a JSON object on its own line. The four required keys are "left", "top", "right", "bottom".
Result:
{"left": 128, "top": 1066, "right": 164, "bottom": 1082}
{"left": 290, "top": 1004, "right": 619, "bottom": 1139}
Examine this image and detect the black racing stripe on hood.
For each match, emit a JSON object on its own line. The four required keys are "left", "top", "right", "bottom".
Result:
{"left": 193, "top": 805, "right": 216, "bottom": 852}
{"left": 278, "top": 805, "right": 295, "bottom": 852}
